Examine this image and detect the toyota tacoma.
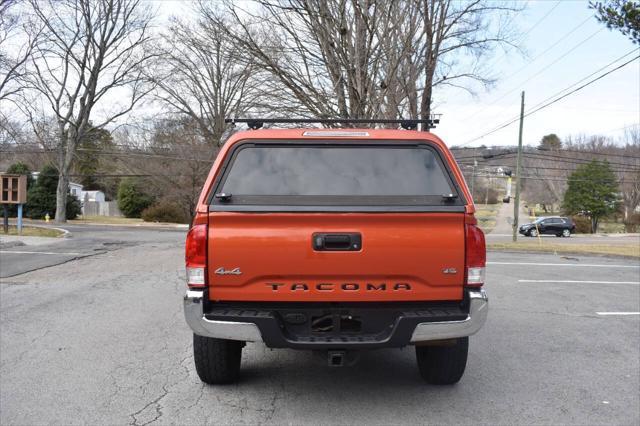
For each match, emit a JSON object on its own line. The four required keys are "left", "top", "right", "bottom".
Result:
{"left": 184, "top": 124, "right": 488, "bottom": 385}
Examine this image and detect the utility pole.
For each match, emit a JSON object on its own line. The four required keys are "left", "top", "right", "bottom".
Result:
{"left": 512, "top": 91, "right": 525, "bottom": 242}
{"left": 470, "top": 159, "right": 477, "bottom": 202}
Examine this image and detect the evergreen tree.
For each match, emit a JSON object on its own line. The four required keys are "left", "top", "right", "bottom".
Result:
{"left": 563, "top": 160, "right": 619, "bottom": 232}
{"left": 538, "top": 134, "right": 562, "bottom": 150}
{"left": 591, "top": 1, "right": 640, "bottom": 44}
{"left": 117, "top": 178, "right": 154, "bottom": 218}
{"left": 26, "top": 164, "right": 81, "bottom": 220}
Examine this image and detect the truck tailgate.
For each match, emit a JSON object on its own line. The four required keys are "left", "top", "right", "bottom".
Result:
{"left": 207, "top": 212, "right": 464, "bottom": 302}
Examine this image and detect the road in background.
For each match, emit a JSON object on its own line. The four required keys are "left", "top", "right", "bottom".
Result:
{"left": 1, "top": 227, "right": 638, "bottom": 425}
{"left": 488, "top": 201, "right": 640, "bottom": 245}
{"left": 486, "top": 233, "right": 640, "bottom": 245}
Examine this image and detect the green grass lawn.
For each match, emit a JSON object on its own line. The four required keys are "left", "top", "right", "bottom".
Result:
{"left": 487, "top": 241, "right": 639, "bottom": 258}
{"left": 3, "top": 226, "right": 64, "bottom": 238}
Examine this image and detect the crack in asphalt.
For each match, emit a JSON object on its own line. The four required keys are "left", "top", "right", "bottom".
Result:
{"left": 129, "top": 383, "right": 169, "bottom": 426}
{"left": 0, "top": 252, "right": 107, "bottom": 279}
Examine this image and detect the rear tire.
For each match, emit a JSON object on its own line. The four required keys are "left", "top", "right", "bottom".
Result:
{"left": 416, "top": 337, "right": 468, "bottom": 385}
{"left": 193, "top": 334, "right": 242, "bottom": 384}
{"left": 562, "top": 229, "right": 571, "bottom": 237}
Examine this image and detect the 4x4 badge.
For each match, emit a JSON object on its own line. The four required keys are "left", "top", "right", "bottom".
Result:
{"left": 442, "top": 268, "right": 457, "bottom": 274}
{"left": 215, "top": 267, "right": 242, "bottom": 275}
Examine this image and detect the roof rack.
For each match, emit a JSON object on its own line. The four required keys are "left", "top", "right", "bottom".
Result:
{"left": 224, "top": 117, "right": 441, "bottom": 131}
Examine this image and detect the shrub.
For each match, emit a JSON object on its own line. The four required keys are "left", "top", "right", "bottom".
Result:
{"left": 66, "top": 193, "right": 82, "bottom": 220}
{"left": 624, "top": 213, "right": 640, "bottom": 233}
{"left": 473, "top": 187, "right": 500, "bottom": 204}
{"left": 141, "top": 200, "right": 188, "bottom": 223}
{"left": 25, "top": 185, "right": 56, "bottom": 219}
{"left": 117, "top": 178, "right": 154, "bottom": 218}
{"left": 571, "top": 215, "right": 592, "bottom": 234}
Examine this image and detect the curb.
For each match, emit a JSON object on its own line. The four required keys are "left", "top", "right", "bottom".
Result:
{"left": 17, "top": 224, "right": 72, "bottom": 239}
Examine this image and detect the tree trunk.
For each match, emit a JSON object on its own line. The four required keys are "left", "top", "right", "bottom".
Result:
{"left": 591, "top": 216, "right": 598, "bottom": 234}
{"left": 54, "top": 125, "right": 77, "bottom": 223}
{"left": 55, "top": 172, "right": 68, "bottom": 223}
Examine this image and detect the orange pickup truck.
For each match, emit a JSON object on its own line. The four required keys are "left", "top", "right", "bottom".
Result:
{"left": 184, "top": 123, "right": 487, "bottom": 385}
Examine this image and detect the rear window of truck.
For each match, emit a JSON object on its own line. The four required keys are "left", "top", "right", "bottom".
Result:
{"left": 211, "top": 143, "right": 463, "bottom": 210}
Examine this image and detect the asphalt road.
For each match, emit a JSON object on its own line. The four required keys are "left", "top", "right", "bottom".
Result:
{"left": 1, "top": 226, "right": 639, "bottom": 425}
{"left": 0, "top": 223, "right": 186, "bottom": 278}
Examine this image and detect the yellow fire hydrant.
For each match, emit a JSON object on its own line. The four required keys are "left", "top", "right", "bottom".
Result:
{"left": 45, "top": 213, "right": 50, "bottom": 223}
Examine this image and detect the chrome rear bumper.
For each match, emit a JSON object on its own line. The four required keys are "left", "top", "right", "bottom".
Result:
{"left": 184, "top": 289, "right": 488, "bottom": 344}
{"left": 183, "top": 290, "right": 263, "bottom": 342}
{"left": 410, "top": 289, "right": 488, "bottom": 342}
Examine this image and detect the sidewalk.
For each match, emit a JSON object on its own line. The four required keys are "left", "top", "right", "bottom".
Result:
{"left": 490, "top": 201, "right": 528, "bottom": 235}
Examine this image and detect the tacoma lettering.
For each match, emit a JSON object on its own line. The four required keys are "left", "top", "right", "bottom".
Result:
{"left": 264, "top": 282, "right": 411, "bottom": 291}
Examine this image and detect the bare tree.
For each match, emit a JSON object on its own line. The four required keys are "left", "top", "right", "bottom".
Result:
{"left": 415, "top": 0, "right": 520, "bottom": 121}
{"left": 115, "top": 117, "right": 216, "bottom": 219}
{"left": 215, "top": 0, "right": 422, "bottom": 121}
{"left": 620, "top": 126, "right": 640, "bottom": 227}
{"left": 0, "top": 0, "right": 40, "bottom": 103}
{"left": 149, "top": 11, "right": 262, "bottom": 145}
{"left": 213, "top": 0, "right": 518, "bottom": 125}
{"left": 21, "top": 0, "right": 155, "bottom": 222}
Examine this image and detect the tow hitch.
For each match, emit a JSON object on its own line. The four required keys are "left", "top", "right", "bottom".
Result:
{"left": 328, "top": 350, "right": 346, "bottom": 367}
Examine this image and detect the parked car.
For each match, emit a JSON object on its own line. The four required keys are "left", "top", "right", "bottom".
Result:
{"left": 183, "top": 122, "right": 488, "bottom": 385}
{"left": 519, "top": 216, "right": 576, "bottom": 237}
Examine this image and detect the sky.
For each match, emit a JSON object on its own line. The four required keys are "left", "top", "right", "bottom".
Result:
{"left": 149, "top": 0, "right": 639, "bottom": 148}
{"left": 432, "top": 0, "right": 640, "bottom": 147}
{"left": 6, "top": 0, "right": 638, "bottom": 148}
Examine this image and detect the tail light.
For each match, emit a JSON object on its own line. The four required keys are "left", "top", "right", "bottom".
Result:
{"left": 185, "top": 223, "right": 207, "bottom": 288}
{"left": 465, "top": 215, "right": 486, "bottom": 287}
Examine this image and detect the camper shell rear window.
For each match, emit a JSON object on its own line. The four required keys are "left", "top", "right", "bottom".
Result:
{"left": 209, "top": 141, "right": 465, "bottom": 212}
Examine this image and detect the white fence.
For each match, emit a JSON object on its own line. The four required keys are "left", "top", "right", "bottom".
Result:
{"left": 82, "top": 201, "right": 122, "bottom": 217}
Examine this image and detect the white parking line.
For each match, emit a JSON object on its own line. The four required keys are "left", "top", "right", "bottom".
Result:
{"left": 519, "top": 279, "right": 639, "bottom": 285}
{"left": 0, "top": 250, "right": 82, "bottom": 256}
{"left": 596, "top": 312, "right": 640, "bottom": 316}
{"left": 489, "top": 261, "right": 639, "bottom": 269}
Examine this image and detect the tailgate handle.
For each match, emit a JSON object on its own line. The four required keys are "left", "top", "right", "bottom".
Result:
{"left": 312, "top": 233, "right": 361, "bottom": 251}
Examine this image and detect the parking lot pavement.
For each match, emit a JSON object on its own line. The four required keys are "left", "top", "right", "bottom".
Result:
{"left": 0, "top": 229, "right": 638, "bottom": 425}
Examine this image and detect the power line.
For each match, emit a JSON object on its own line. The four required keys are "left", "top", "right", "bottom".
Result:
{"left": 0, "top": 148, "right": 214, "bottom": 163}
{"left": 461, "top": 150, "right": 640, "bottom": 168}
{"left": 459, "top": 54, "right": 640, "bottom": 146}
{"left": 471, "top": 173, "right": 632, "bottom": 183}
{"left": 521, "top": 1, "right": 562, "bottom": 38}
{"left": 455, "top": 146, "right": 640, "bottom": 161}
{"left": 521, "top": 48, "right": 640, "bottom": 115}
{"left": 459, "top": 50, "right": 639, "bottom": 146}
{"left": 459, "top": 14, "right": 597, "bottom": 123}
